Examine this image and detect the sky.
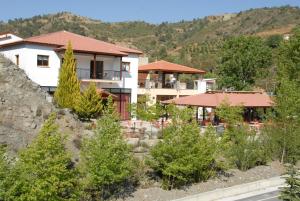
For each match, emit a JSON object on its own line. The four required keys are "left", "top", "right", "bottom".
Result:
{"left": 1, "top": 0, "right": 300, "bottom": 24}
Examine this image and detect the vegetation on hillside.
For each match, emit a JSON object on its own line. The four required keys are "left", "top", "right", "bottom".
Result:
{"left": 217, "top": 36, "right": 272, "bottom": 90}
{"left": 1, "top": 6, "right": 300, "bottom": 72}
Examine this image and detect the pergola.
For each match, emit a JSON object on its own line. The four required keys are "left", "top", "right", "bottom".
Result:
{"left": 162, "top": 91, "right": 274, "bottom": 124}
{"left": 138, "top": 60, "right": 205, "bottom": 88}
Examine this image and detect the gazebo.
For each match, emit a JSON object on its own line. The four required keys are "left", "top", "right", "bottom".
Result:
{"left": 162, "top": 91, "right": 274, "bottom": 125}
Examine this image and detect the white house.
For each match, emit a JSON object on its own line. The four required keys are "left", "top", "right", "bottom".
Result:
{"left": 0, "top": 31, "right": 143, "bottom": 120}
{"left": 0, "top": 32, "right": 22, "bottom": 45}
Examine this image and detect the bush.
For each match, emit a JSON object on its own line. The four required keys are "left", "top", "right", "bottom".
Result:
{"left": 222, "top": 125, "right": 269, "bottom": 171}
{"left": 0, "top": 145, "right": 9, "bottom": 200}
{"left": 4, "top": 113, "right": 80, "bottom": 201}
{"left": 80, "top": 102, "right": 135, "bottom": 199}
{"left": 216, "top": 101, "right": 269, "bottom": 170}
{"left": 147, "top": 107, "right": 218, "bottom": 189}
{"left": 75, "top": 82, "right": 103, "bottom": 120}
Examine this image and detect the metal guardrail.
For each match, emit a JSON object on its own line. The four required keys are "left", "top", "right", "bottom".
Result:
{"left": 77, "top": 68, "right": 121, "bottom": 80}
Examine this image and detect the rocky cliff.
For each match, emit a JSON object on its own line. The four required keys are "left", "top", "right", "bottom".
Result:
{"left": 0, "top": 55, "right": 84, "bottom": 157}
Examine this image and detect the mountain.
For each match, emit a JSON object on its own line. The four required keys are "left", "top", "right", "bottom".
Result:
{"left": 1, "top": 6, "right": 300, "bottom": 70}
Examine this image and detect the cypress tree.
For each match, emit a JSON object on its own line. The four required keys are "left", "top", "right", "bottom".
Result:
{"left": 75, "top": 82, "right": 103, "bottom": 120}
{"left": 4, "top": 113, "right": 80, "bottom": 201}
{"left": 54, "top": 41, "right": 80, "bottom": 109}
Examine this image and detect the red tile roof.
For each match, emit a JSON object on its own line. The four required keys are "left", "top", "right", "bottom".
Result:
{"left": 139, "top": 60, "right": 205, "bottom": 74}
{"left": 0, "top": 31, "right": 142, "bottom": 56}
{"left": 162, "top": 91, "right": 273, "bottom": 108}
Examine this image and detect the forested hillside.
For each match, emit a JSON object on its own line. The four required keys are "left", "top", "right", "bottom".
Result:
{"left": 1, "top": 6, "right": 300, "bottom": 71}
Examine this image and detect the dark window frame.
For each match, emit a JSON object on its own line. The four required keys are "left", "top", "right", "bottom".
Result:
{"left": 37, "top": 55, "right": 49, "bottom": 67}
{"left": 121, "top": 62, "right": 130, "bottom": 72}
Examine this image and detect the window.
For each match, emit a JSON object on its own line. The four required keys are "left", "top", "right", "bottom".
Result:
{"left": 122, "top": 62, "right": 130, "bottom": 72}
{"left": 15, "top": 55, "right": 19, "bottom": 66}
{"left": 37, "top": 55, "right": 49, "bottom": 67}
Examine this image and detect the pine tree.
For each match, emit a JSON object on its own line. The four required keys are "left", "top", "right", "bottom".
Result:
{"left": 80, "top": 102, "right": 134, "bottom": 199}
{"left": 4, "top": 113, "right": 80, "bottom": 201}
{"left": 54, "top": 41, "right": 81, "bottom": 109}
{"left": 75, "top": 82, "right": 103, "bottom": 120}
{"left": 280, "top": 164, "right": 300, "bottom": 201}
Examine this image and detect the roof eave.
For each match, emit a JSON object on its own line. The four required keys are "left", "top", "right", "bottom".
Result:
{"left": 138, "top": 69, "right": 205, "bottom": 74}
{"left": 55, "top": 48, "right": 128, "bottom": 57}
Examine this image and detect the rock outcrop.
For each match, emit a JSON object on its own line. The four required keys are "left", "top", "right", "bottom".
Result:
{"left": 0, "top": 55, "right": 85, "bottom": 157}
{"left": 0, "top": 55, "right": 54, "bottom": 152}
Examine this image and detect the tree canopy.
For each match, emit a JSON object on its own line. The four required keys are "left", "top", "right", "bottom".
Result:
{"left": 217, "top": 36, "right": 272, "bottom": 90}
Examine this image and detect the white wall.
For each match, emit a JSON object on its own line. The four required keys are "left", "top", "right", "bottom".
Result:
{"left": 1, "top": 44, "right": 61, "bottom": 86}
{"left": 0, "top": 34, "right": 22, "bottom": 45}
{"left": 0, "top": 44, "right": 140, "bottom": 104}
{"left": 122, "top": 54, "right": 139, "bottom": 103}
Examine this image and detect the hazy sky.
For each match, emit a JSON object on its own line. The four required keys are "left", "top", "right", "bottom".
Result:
{"left": 1, "top": 0, "right": 300, "bottom": 23}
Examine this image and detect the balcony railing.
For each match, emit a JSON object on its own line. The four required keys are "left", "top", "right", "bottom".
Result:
{"left": 138, "top": 79, "right": 196, "bottom": 90}
{"left": 77, "top": 68, "right": 121, "bottom": 81}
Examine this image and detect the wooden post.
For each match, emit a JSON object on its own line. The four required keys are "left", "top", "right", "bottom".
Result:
{"left": 196, "top": 106, "right": 199, "bottom": 123}
{"left": 120, "top": 57, "right": 122, "bottom": 80}
{"left": 93, "top": 54, "right": 96, "bottom": 79}
{"left": 162, "top": 73, "right": 165, "bottom": 88}
{"left": 202, "top": 107, "right": 206, "bottom": 122}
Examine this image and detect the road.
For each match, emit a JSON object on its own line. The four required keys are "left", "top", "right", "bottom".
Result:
{"left": 234, "top": 190, "right": 280, "bottom": 201}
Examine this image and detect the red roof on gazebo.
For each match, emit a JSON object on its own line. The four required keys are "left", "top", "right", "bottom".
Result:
{"left": 162, "top": 91, "right": 274, "bottom": 108}
{"left": 139, "top": 60, "right": 205, "bottom": 74}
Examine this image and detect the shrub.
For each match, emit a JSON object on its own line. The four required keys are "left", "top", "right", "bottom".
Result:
{"left": 0, "top": 145, "right": 9, "bottom": 200}
{"left": 75, "top": 82, "right": 103, "bottom": 120}
{"left": 280, "top": 164, "right": 300, "bottom": 201}
{"left": 223, "top": 125, "right": 269, "bottom": 171}
{"left": 54, "top": 41, "right": 81, "bottom": 109}
{"left": 147, "top": 107, "right": 218, "bottom": 189}
{"left": 80, "top": 103, "right": 135, "bottom": 199}
{"left": 4, "top": 113, "right": 80, "bottom": 201}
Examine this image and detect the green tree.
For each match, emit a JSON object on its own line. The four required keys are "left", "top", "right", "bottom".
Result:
{"left": 280, "top": 164, "right": 300, "bottom": 201}
{"left": 217, "top": 36, "right": 272, "bottom": 90}
{"left": 216, "top": 102, "right": 269, "bottom": 170}
{"left": 265, "top": 29, "right": 300, "bottom": 163}
{"left": 75, "top": 82, "right": 103, "bottom": 120}
{"left": 54, "top": 41, "right": 81, "bottom": 109}
{"left": 4, "top": 113, "right": 80, "bottom": 201}
{"left": 148, "top": 107, "right": 218, "bottom": 189}
{"left": 80, "top": 103, "right": 135, "bottom": 199}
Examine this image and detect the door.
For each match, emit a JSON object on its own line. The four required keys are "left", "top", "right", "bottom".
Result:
{"left": 90, "top": 60, "right": 103, "bottom": 79}
{"left": 115, "top": 93, "right": 131, "bottom": 120}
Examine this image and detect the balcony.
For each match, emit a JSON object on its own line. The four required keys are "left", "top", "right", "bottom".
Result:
{"left": 138, "top": 78, "right": 196, "bottom": 90}
{"left": 77, "top": 68, "right": 121, "bottom": 83}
